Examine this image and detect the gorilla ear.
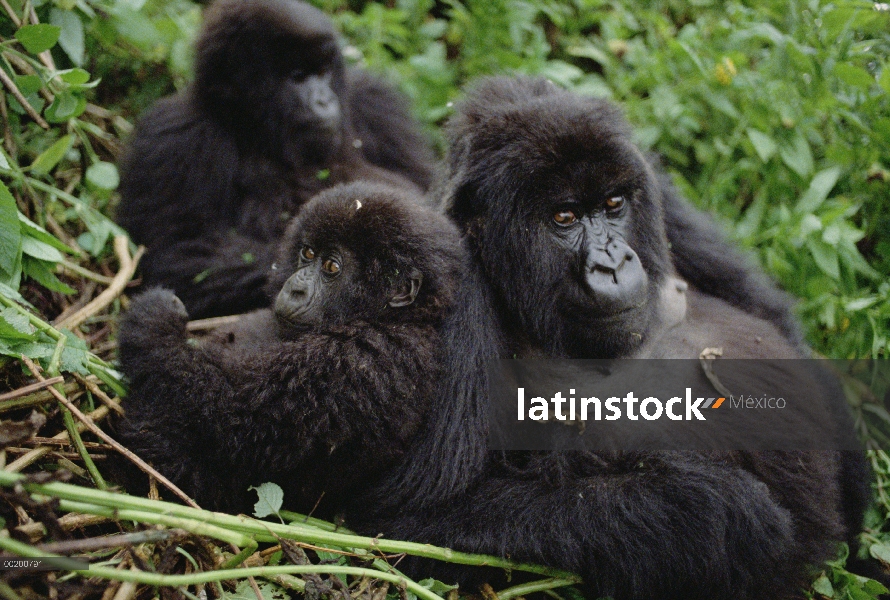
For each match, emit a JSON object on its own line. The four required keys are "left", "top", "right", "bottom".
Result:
{"left": 389, "top": 270, "right": 423, "bottom": 308}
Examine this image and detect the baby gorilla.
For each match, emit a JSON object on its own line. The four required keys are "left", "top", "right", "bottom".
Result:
{"left": 114, "top": 182, "right": 463, "bottom": 514}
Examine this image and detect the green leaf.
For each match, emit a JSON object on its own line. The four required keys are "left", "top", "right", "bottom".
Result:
{"left": 746, "top": 129, "right": 778, "bottom": 162}
{"left": 249, "top": 482, "right": 284, "bottom": 519}
{"left": 870, "top": 543, "right": 890, "bottom": 566}
{"left": 15, "top": 24, "right": 61, "bottom": 54}
{"left": 811, "top": 573, "right": 833, "bottom": 597}
{"left": 21, "top": 237, "right": 64, "bottom": 263}
{"left": 22, "top": 257, "right": 75, "bottom": 294}
{"left": 418, "top": 578, "right": 460, "bottom": 594}
{"left": 864, "top": 578, "right": 890, "bottom": 596}
{"left": 779, "top": 133, "right": 814, "bottom": 178}
{"left": 220, "top": 580, "right": 287, "bottom": 600}
{"left": 50, "top": 8, "right": 84, "bottom": 66}
{"left": 0, "top": 282, "right": 25, "bottom": 303}
{"left": 806, "top": 238, "right": 840, "bottom": 279}
{"left": 19, "top": 214, "right": 77, "bottom": 255}
{"left": 796, "top": 167, "right": 841, "bottom": 213}
{"left": 85, "top": 161, "right": 120, "bottom": 190}
{"left": 0, "top": 182, "right": 22, "bottom": 278}
{"left": 834, "top": 63, "right": 874, "bottom": 90}
{"left": 30, "top": 135, "right": 73, "bottom": 175}
{"left": 44, "top": 92, "right": 86, "bottom": 123}
{"left": 0, "top": 307, "right": 36, "bottom": 341}
{"left": 13, "top": 75, "right": 42, "bottom": 96}
{"left": 879, "top": 62, "right": 890, "bottom": 95}
{"left": 58, "top": 68, "right": 90, "bottom": 86}
{"left": 4, "top": 332, "right": 90, "bottom": 374}
{"left": 747, "top": 129, "right": 779, "bottom": 162}
{"left": 0, "top": 248, "right": 22, "bottom": 292}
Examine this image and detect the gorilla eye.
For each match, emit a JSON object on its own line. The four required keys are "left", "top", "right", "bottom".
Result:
{"left": 322, "top": 259, "right": 341, "bottom": 275}
{"left": 605, "top": 196, "right": 626, "bottom": 210}
{"left": 553, "top": 210, "right": 578, "bottom": 226}
{"left": 301, "top": 246, "right": 316, "bottom": 261}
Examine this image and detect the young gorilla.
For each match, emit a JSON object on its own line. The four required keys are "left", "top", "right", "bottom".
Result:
{"left": 117, "top": 0, "right": 436, "bottom": 319}
{"left": 114, "top": 182, "right": 463, "bottom": 514}
{"left": 349, "top": 77, "right": 869, "bottom": 600}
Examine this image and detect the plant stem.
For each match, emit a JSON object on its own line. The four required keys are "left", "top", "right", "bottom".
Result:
{"left": 0, "top": 471, "right": 582, "bottom": 582}
{"left": 0, "top": 536, "right": 444, "bottom": 600}
{"left": 495, "top": 578, "right": 580, "bottom": 600}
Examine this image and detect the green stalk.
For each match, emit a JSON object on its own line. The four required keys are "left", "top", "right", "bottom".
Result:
{"left": 0, "top": 472, "right": 581, "bottom": 582}
{"left": 87, "top": 362, "right": 126, "bottom": 398}
{"left": 53, "top": 499, "right": 256, "bottom": 569}
{"left": 59, "top": 410, "right": 107, "bottom": 489}
{"left": 45, "top": 336, "right": 107, "bottom": 490}
{"left": 279, "top": 509, "right": 346, "bottom": 532}
{"left": 0, "top": 536, "right": 443, "bottom": 600}
{"left": 495, "top": 578, "right": 580, "bottom": 600}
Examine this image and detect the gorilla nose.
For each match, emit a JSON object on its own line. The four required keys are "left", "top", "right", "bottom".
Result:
{"left": 312, "top": 96, "right": 339, "bottom": 120}
{"left": 586, "top": 246, "right": 649, "bottom": 314}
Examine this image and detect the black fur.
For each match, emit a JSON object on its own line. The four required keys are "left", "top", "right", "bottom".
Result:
{"left": 113, "top": 183, "right": 463, "bottom": 515}
{"left": 349, "top": 77, "right": 869, "bottom": 600}
{"left": 116, "top": 0, "right": 436, "bottom": 319}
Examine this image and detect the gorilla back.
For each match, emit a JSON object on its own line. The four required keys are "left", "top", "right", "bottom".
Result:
{"left": 351, "top": 77, "right": 867, "bottom": 600}
{"left": 117, "top": 0, "right": 435, "bottom": 318}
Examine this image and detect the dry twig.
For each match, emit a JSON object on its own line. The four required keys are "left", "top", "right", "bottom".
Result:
{"left": 0, "top": 376, "right": 64, "bottom": 401}
{"left": 74, "top": 373, "right": 125, "bottom": 416}
{"left": 17, "top": 355, "right": 200, "bottom": 509}
{"left": 55, "top": 236, "right": 145, "bottom": 331}
{"left": 15, "top": 512, "right": 109, "bottom": 543}
{"left": 0, "top": 66, "right": 49, "bottom": 129}
{"left": 0, "top": 0, "right": 21, "bottom": 26}
{"left": 187, "top": 314, "right": 242, "bottom": 332}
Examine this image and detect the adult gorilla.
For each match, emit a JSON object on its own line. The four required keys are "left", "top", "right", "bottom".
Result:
{"left": 349, "top": 77, "right": 869, "bottom": 600}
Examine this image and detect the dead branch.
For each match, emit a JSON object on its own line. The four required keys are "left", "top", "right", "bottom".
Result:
{"left": 18, "top": 355, "right": 200, "bottom": 509}
{"left": 0, "top": 376, "right": 64, "bottom": 401}
{"left": 74, "top": 373, "right": 125, "bottom": 416}
{"left": 55, "top": 236, "right": 145, "bottom": 331}
{"left": 0, "top": 65, "right": 49, "bottom": 129}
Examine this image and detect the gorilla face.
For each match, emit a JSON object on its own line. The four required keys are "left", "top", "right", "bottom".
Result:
{"left": 276, "top": 37, "right": 345, "bottom": 146}
{"left": 449, "top": 93, "right": 672, "bottom": 357}
{"left": 273, "top": 241, "right": 421, "bottom": 330}
{"left": 195, "top": 0, "right": 348, "bottom": 161}
{"left": 269, "top": 182, "right": 462, "bottom": 334}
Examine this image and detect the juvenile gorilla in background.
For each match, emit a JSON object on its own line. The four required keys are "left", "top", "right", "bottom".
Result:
{"left": 114, "top": 182, "right": 463, "bottom": 514}
{"left": 348, "top": 78, "right": 869, "bottom": 600}
{"left": 117, "top": 0, "right": 436, "bottom": 319}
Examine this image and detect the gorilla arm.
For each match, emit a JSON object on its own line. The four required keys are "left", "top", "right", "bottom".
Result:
{"left": 354, "top": 270, "right": 820, "bottom": 600}
{"left": 137, "top": 232, "right": 277, "bottom": 319}
{"left": 118, "top": 96, "right": 282, "bottom": 317}
{"left": 117, "top": 289, "right": 433, "bottom": 508}
{"left": 369, "top": 452, "right": 804, "bottom": 600}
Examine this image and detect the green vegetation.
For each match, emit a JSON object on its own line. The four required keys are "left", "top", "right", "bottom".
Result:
{"left": 0, "top": 0, "right": 888, "bottom": 598}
